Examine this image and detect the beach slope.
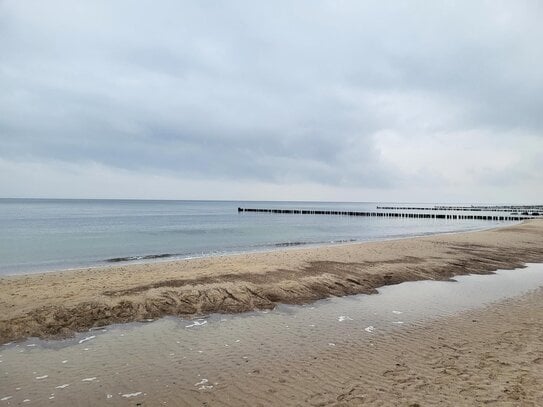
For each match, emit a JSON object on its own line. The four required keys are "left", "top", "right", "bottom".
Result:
{"left": 1, "top": 220, "right": 543, "bottom": 343}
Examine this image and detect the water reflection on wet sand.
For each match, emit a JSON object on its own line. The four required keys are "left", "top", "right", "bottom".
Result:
{"left": 2, "top": 264, "right": 543, "bottom": 406}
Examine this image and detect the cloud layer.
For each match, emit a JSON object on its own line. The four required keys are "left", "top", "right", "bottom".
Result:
{"left": 1, "top": 0, "right": 542, "bottom": 202}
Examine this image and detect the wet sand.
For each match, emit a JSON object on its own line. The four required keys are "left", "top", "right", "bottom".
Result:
{"left": 1, "top": 219, "right": 543, "bottom": 343}
{"left": 1, "top": 265, "right": 543, "bottom": 406}
{"left": 238, "top": 284, "right": 543, "bottom": 406}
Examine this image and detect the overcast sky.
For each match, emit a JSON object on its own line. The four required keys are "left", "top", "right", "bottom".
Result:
{"left": 1, "top": 1, "right": 542, "bottom": 203}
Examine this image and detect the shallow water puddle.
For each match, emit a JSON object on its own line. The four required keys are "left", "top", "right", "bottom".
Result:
{"left": 1, "top": 263, "right": 543, "bottom": 405}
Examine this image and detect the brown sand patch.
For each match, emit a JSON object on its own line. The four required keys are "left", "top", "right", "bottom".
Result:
{"left": 1, "top": 220, "right": 543, "bottom": 343}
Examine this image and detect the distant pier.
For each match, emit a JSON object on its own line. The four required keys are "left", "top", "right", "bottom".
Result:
{"left": 238, "top": 207, "right": 538, "bottom": 221}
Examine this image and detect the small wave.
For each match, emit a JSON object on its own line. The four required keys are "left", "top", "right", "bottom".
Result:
{"left": 274, "top": 241, "right": 310, "bottom": 247}
{"left": 273, "top": 239, "right": 356, "bottom": 247}
{"left": 332, "top": 239, "right": 357, "bottom": 243}
{"left": 105, "top": 253, "right": 175, "bottom": 263}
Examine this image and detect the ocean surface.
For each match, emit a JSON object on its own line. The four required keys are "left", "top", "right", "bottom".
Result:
{"left": 0, "top": 198, "right": 513, "bottom": 275}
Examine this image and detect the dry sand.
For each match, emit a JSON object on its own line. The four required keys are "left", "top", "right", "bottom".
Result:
{"left": 1, "top": 219, "right": 543, "bottom": 343}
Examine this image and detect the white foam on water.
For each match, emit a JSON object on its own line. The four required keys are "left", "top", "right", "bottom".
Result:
{"left": 23, "top": 399, "right": 30, "bottom": 403}
{"left": 89, "top": 326, "right": 107, "bottom": 332}
{"left": 78, "top": 335, "right": 96, "bottom": 344}
{"left": 61, "top": 360, "right": 68, "bottom": 364}
{"left": 364, "top": 326, "right": 375, "bottom": 333}
{"left": 106, "top": 394, "right": 113, "bottom": 399}
{"left": 26, "top": 344, "right": 36, "bottom": 347}
{"left": 35, "top": 375, "right": 48, "bottom": 380}
{"left": 56, "top": 384, "right": 70, "bottom": 389}
{"left": 185, "top": 320, "right": 207, "bottom": 328}
{"left": 392, "top": 310, "right": 403, "bottom": 314}
{"left": 328, "top": 343, "right": 336, "bottom": 346}
{"left": 337, "top": 316, "right": 353, "bottom": 322}
{"left": 392, "top": 321, "right": 404, "bottom": 324}
{"left": 82, "top": 377, "right": 97, "bottom": 382}
{"left": 121, "top": 392, "right": 142, "bottom": 398}
{"left": 1, "top": 396, "right": 12, "bottom": 401}
{"left": 194, "top": 379, "right": 213, "bottom": 390}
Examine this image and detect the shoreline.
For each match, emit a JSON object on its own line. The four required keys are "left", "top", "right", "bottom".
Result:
{"left": 2, "top": 220, "right": 517, "bottom": 278}
{"left": 1, "top": 219, "right": 542, "bottom": 343}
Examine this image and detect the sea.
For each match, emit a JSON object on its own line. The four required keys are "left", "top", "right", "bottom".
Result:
{"left": 0, "top": 198, "right": 513, "bottom": 275}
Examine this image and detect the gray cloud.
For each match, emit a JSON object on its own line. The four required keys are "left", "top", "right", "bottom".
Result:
{"left": 1, "top": 0, "right": 542, "bottom": 201}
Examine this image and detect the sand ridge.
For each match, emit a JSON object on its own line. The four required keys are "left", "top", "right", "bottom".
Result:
{"left": 1, "top": 219, "right": 543, "bottom": 343}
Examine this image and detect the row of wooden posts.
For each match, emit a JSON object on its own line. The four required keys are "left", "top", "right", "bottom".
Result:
{"left": 238, "top": 207, "right": 537, "bottom": 221}
{"left": 377, "top": 205, "right": 543, "bottom": 214}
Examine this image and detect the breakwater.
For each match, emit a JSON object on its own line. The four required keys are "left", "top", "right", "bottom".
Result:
{"left": 238, "top": 207, "right": 536, "bottom": 221}
{"left": 377, "top": 205, "right": 542, "bottom": 215}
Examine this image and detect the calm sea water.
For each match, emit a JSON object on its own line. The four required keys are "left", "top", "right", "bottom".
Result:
{"left": 0, "top": 199, "right": 512, "bottom": 275}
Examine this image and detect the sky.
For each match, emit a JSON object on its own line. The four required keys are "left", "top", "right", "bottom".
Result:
{"left": 1, "top": 0, "right": 542, "bottom": 203}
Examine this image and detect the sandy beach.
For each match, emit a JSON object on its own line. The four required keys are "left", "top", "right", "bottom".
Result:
{"left": 177, "top": 284, "right": 543, "bottom": 406}
{"left": 1, "top": 260, "right": 542, "bottom": 405}
{"left": 190, "top": 284, "right": 543, "bottom": 406}
{"left": 1, "top": 219, "right": 543, "bottom": 344}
